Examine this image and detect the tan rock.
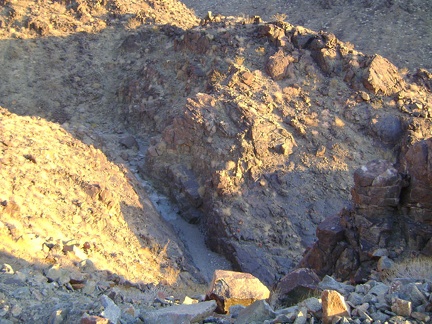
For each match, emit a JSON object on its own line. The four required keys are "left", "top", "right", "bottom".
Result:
{"left": 321, "top": 290, "right": 350, "bottom": 324}
{"left": 207, "top": 270, "right": 270, "bottom": 314}
{"left": 391, "top": 297, "right": 412, "bottom": 317}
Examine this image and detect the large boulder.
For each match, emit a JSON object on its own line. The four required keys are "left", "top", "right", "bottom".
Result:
{"left": 362, "top": 54, "right": 405, "bottom": 95}
{"left": 272, "top": 268, "right": 320, "bottom": 307}
{"left": 206, "top": 270, "right": 270, "bottom": 314}
{"left": 299, "top": 216, "right": 347, "bottom": 277}
{"left": 402, "top": 139, "right": 432, "bottom": 210}
{"left": 266, "top": 49, "right": 296, "bottom": 80}
{"left": 400, "top": 138, "right": 432, "bottom": 251}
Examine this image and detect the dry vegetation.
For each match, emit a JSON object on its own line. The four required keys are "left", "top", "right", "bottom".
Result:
{"left": 383, "top": 257, "right": 432, "bottom": 282}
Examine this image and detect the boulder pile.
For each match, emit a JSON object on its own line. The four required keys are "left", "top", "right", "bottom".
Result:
{"left": 1, "top": 263, "right": 431, "bottom": 323}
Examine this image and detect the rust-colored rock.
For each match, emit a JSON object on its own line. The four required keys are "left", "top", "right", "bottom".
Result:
{"left": 402, "top": 138, "right": 432, "bottom": 210}
{"left": 299, "top": 216, "right": 347, "bottom": 277}
{"left": 273, "top": 268, "right": 320, "bottom": 307}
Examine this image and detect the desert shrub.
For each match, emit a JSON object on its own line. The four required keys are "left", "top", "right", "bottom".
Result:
{"left": 271, "top": 13, "right": 287, "bottom": 23}
{"left": 383, "top": 256, "right": 432, "bottom": 281}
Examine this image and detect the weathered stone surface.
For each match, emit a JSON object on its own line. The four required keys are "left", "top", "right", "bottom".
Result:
{"left": 362, "top": 54, "right": 405, "bottom": 95}
{"left": 266, "top": 49, "right": 295, "bottom": 80}
{"left": 206, "top": 270, "right": 270, "bottom": 314}
{"left": 391, "top": 297, "right": 412, "bottom": 317}
{"left": 402, "top": 138, "right": 432, "bottom": 210}
{"left": 225, "top": 242, "right": 278, "bottom": 286}
{"left": 1, "top": 264, "right": 14, "bottom": 274}
{"left": 273, "top": 268, "right": 320, "bottom": 307}
{"left": 352, "top": 160, "right": 402, "bottom": 208}
{"left": 377, "top": 256, "right": 394, "bottom": 272}
{"left": 143, "top": 300, "right": 217, "bottom": 324}
{"left": 234, "top": 300, "right": 275, "bottom": 324}
{"left": 44, "top": 264, "right": 70, "bottom": 285}
{"left": 299, "top": 216, "right": 348, "bottom": 278}
{"left": 174, "top": 30, "right": 210, "bottom": 54}
{"left": 414, "top": 68, "right": 432, "bottom": 91}
{"left": 398, "top": 283, "right": 428, "bottom": 307}
{"left": 300, "top": 146, "right": 432, "bottom": 281}
{"left": 321, "top": 290, "right": 351, "bottom": 324}
{"left": 1, "top": 2, "right": 432, "bottom": 324}
{"left": 100, "top": 295, "right": 121, "bottom": 324}
{"left": 298, "top": 297, "right": 322, "bottom": 317}
{"left": 411, "top": 311, "right": 431, "bottom": 322}
{"left": 371, "top": 114, "right": 404, "bottom": 145}
{"left": 119, "top": 135, "right": 138, "bottom": 149}
{"left": 258, "top": 24, "right": 292, "bottom": 49}
{"left": 310, "top": 32, "right": 343, "bottom": 75}
{"left": 316, "top": 215, "right": 345, "bottom": 247}
{"left": 318, "top": 276, "right": 355, "bottom": 296}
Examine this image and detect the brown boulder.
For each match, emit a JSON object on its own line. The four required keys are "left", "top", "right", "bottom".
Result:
{"left": 316, "top": 215, "right": 345, "bottom": 247}
{"left": 363, "top": 54, "right": 405, "bottom": 95}
{"left": 206, "top": 270, "right": 270, "bottom": 314}
{"left": 351, "top": 159, "right": 402, "bottom": 208}
{"left": 402, "top": 138, "right": 432, "bottom": 210}
{"left": 266, "top": 49, "right": 295, "bottom": 80}
{"left": 258, "top": 24, "right": 292, "bottom": 49}
{"left": 174, "top": 30, "right": 210, "bottom": 54}
{"left": 272, "top": 268, "right": 320, "bottom": 307}
{"left": 299, "top": 215, "right": 350, "bottom": 278}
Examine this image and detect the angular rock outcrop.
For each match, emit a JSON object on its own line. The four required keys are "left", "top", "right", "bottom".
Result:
{"left": 351, "top": 159, "right": 403, "bottom": 208}
{"left": 300, "top": 138, "right": 432, "bottom": 282}
{"left": 266, "top": 49, "right": 296, "bottom": 80}
{"left": 363, "top": 54, "right": 406, "bottom": 95}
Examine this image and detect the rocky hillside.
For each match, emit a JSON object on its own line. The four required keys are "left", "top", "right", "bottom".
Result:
{"left": 0, "top": 0, "right": 432, "bottom": 323}
{"left": 141, "top": 17, "right": 432, "bottom": 285}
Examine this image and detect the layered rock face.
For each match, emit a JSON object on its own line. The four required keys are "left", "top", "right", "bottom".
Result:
{"left": 300, "top": 138, "right": 432, "bottom": 282}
